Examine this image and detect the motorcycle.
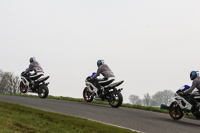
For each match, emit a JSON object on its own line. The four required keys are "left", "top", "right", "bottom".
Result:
{"left": 169, "top": 85, "right": 200, "bottom": 120}
{"left": 19, "top": 69, "right": 50, "bottom": 99}
{"left": 83, "top": 73, "right": 124, "bottom": 108}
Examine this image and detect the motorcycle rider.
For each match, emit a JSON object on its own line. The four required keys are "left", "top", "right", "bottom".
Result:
{"left": 23, "top": 57, "right": 44, "bottom": 89}
{"left": 178, "top": 71, "right": 200, "bottom": 114}
{"left": 89, "top": 60, "right": 115, "bottom": 95}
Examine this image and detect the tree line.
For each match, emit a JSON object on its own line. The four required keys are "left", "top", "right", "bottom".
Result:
{"left": 129, "top": 90, "right": 174, "bottom": 106}
{"left": 0, "top": 70, "right": 21, "bottom": 94}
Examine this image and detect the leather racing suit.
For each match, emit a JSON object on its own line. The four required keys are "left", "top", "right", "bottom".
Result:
{"left": 91, "top": 64, "right": 115, "bottom": 89}
{"left": 23, "top": 61, "right": 44, "bottom": 87}
{"left": 183, "top": 77, "right": 200, "bottom": 111}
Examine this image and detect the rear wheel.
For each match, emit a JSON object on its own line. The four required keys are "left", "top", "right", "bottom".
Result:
{"left": 83, "top": 87, "right": 93, "bottom": 102}
{"left": 38, "top": 84, "right": 49, "bottom": 99}
{"left": 109, "top": 91, "right": 123, "bottom": 108}
{"left": 19, "top": 81, "right": 27, "bottom": 93}
{"left": 169, "top": 102, "right": 183, "bottom": 120}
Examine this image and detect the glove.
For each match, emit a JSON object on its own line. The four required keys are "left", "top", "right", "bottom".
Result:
{"left": 177, "top": 91, "right": 184, "bottom": 96}
{"left": 21, "top": 71, "right": 25, "bottom": 76}
{"left": 87, "top": 76, "right": 92, "bottom": 81}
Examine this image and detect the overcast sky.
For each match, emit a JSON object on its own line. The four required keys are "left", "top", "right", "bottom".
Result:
{"left": 1, "top": 0, "right": 200, "bottom": 103}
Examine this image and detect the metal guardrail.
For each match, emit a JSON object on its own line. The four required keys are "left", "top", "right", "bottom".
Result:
{"left": 160, "top": 104, "right": 169, "bottom": 110}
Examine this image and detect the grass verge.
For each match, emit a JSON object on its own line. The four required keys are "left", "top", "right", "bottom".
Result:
{"left": 1, "top": 93, "right": 168, "bottom": 114}
{"left": 0, "top": 100, "right": 136, "bottom": 133}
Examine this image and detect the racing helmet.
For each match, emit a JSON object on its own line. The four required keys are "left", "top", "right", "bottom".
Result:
{"left": 97, "top": 60, "right": 104, "bottom": 67}
{"left": 30, "top": 57, "right": 36, "bottom": 63}
{"left": 190, "top": 71, "right": 199, "bottom": 80}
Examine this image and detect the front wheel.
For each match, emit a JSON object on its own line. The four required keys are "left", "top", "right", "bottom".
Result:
{"left": 109, "top": 91, "right": 123, "bottom": 108}
{"left": 38, "top": 84, "right": 49, "bottom": 99}
{"left": 83, "top": 87, "right": 93, "bottom": 102}
{"left": 19, "top": 81, "right": 27, "bottom": 93}
{"left": 169, "top": 102, "right": 183, "bottom": 120}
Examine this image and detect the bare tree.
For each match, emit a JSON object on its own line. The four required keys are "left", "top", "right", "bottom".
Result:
{"left": 143, "top": 93, "right": 151, "bottom": 106}
{"left": 136, "top": 99, "right": 142, "bottom": 105}
{"left": 0, "top": 71, "right": 20, "bottom": 94}
{"left": 0, "top": 70, "right": 4, "bottom": 93}
{"left": 152, "top": 90, "right": 174, "bottom": 106}
{"left": 129, "top": 95, "right": 142, "bottom": 105}
{"left": 150, "top": 99, "right": 159, "bottom": 106}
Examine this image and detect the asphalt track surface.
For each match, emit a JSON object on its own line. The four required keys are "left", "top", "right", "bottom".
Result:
{"left": 0, "top": 95, "right": 200, "bottom": 133}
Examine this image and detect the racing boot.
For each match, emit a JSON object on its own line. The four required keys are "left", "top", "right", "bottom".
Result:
{"left": 31, "top": 80, "right": 34, "bottom": 88}
{"left": 101, "top": 87, "right": 105, "bottom": 95}
{"left": 193, "top": 105, "right": 199, "bottom": 116}
{"left": 29, "top": 82, "right": 32, "bottom": 89}
{"left": 29, "top": 81, "right": 35, "bottom": 91}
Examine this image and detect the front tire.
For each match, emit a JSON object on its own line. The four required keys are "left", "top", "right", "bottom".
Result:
{"left": 109, "top": 91, "right": 123, "bottom": 108}
{"left": 19, "top": 81, "right": 27, "bottom": 93}
{"left": 169, "top": 102, "right": 183, "bottom": 120}
{"left": 38, "top": 84, "right": 49, "bottom": 99}
{"left": 83, "top": 87, "right": 93, "bottom": 102}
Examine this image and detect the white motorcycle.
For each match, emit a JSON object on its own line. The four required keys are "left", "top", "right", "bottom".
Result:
{"left": 83, "top": 73, "right": 124, "bottom": 108}
{"left": 19, "top": 69, "right": 50, "bottom": 98}
{"left": 169, "top": 85, "right": 200, "bottom": 119}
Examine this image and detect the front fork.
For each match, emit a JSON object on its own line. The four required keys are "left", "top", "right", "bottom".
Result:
{"left": 87, "top": 85, "right": 98, "bottom": 96}
{"left": 21, "top": 77, "right": 30, "bottom": 90}
{"left": 175, "top": 101, "right": 190, "bottom": 115}
{"left": 87, "top": 85, "right": 93, "bottom": 92}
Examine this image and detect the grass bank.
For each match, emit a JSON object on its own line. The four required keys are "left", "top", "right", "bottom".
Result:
{"left": 1, "top": 93, "right": 168, "bottom": 114}
{"left": 0, "top": 100, "right": 135, "bottom": 133}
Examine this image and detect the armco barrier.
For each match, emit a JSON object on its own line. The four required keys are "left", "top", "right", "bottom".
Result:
{"left": 160, "top": 104, "right": 169, "bottom": 110}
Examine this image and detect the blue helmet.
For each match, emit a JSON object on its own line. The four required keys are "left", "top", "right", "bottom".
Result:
{"left": 190, "top": 71, "right": 199, "bottom": 80}
{"left": 97, "top": 60, "right": 104, "bottom": 67}
{"left": 30, "top": 57, "right": 36, "bottom": 63}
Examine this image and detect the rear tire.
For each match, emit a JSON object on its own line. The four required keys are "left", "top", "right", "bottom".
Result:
{"left": 19, "top": 81, "right": 27, "bottom": 93}
{"left": 169, "top": 102, "right": 183, "bottom": 120}
{"left": 83, "top": 87, "right": 93, "bottom": 102}
{"left": 38, "top": 84, "right": 49, "bottom": 99}
{"left": 109, "top": 91, "right": 123, "bottom": 108}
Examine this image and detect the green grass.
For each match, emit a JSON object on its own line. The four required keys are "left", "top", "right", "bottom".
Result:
{"left": 121, "top": 103, "right": 168, "bottom": 113}
{"left": 0, "top": 93, "right": 168, "bottom": 114}
{"left": 0, "top": 100, "right": 136, "bottom": 133}
{"left": 0, "top": 93, "right": 195, "bottom": 132}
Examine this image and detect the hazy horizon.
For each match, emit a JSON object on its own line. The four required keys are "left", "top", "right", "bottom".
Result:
{"left": 1, "top": 0, "right": 200, "bottom": 103}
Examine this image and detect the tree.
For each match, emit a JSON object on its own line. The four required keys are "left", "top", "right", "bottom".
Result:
{"left": 136, "top": 99, "right": 142, "bottom": 105}
{"left": 0, "top": 71, "right": 20, "bottom": 94}
{"left": 143, "top": 93, "right": 151, "bottom": 106}
{"left": 129, "top": 95, "right": 142, "bottom": 105}
{"left": 152, "top": 90, "right": 174, "bottom": 106}
{"left": 149, "top": 99, "right": 159, "bottom": 106}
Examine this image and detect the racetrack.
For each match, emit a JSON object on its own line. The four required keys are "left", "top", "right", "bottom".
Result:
{"left": 0, "top": 95, "right": 200, "bottom": 133}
